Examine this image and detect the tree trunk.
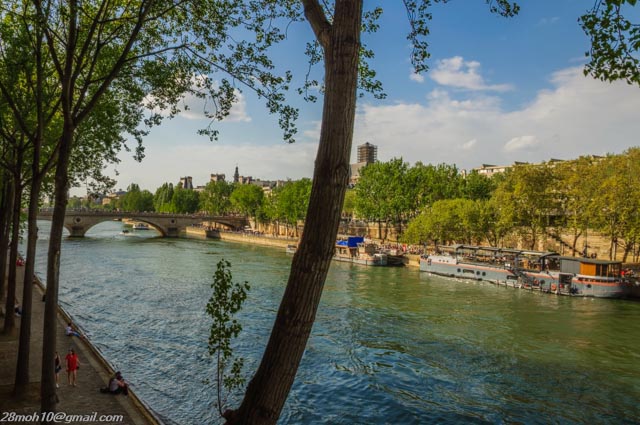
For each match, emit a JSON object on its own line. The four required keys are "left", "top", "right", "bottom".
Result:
{"left": 571, "top": 229, "right": 582, "bottom": 257}
{"left": 0, "top": 174, "right": 14, "bottom": 302}
{"left": 40, "top": 127, "right": 73, "bottom": 416}
{"left": 622, "top": 242, "right": 632, "bottom": 263}
{"left": 4, "top": 171, "right": 23, "bottom": 334}
{"left": 228, "top": 2, "right": 362, "bottom": 423}
{"left": 14, "top": 175, "right": 43, "bottom": 395}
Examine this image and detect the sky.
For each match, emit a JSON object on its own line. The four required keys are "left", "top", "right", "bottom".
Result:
{"left": 80, "top": 0, "right": 640, "bottom": 196}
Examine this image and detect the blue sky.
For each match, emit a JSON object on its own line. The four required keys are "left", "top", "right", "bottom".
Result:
{"left": 87, "top": 1, "right": 640, "bottom": 195}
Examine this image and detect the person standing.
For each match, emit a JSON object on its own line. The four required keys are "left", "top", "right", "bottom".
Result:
{"left": 54, "top": 352, "right": 62, "bottom": 388}
{"left": 65, "top": 348, "right": 80, "bottom": 386}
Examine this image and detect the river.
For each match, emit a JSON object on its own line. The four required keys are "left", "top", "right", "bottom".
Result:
{"left": 29, "top": 220, "right": 640, "bottom": 424}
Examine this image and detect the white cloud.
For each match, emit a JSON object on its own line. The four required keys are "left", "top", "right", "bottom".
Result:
{"left": 410, "top": 71, "right": 425, "bottom": 83}
{"left": 178, "top": 89, "right": 251, "bottom": 123}
{"left": 145, "top": 75, "right": 251, "bottom": 123}
{"left": 80, "top": 66, "right": 640, "bottom": 197}
{"left": 430, "top": 56, "right": 513, "bottom": 92}
{"left": 353, "top": 66, "right": 640, "bottom": 171}
{"left": 103, "top": 140, "right": 318, "bottom": 194}
{"left": 504, "top": 135, "right": 538, "bottom": 152}
{"left": 462, "top": 139, "right": 477, "bottom": 150}
{"left": 537, "top": 17, "right": 560, "bottom": 26}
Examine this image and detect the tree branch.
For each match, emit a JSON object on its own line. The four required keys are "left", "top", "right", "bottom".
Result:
{"left": 301, "top": 0, "right": 331, "bottom": 49}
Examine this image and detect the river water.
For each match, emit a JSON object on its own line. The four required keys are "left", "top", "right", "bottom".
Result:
{"left": 29, "top": 221, "right": 640, "bottom": 424}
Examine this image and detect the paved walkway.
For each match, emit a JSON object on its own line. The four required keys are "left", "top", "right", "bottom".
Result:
{"left": 0, "top": 260, "right": 158, "bottom": 425}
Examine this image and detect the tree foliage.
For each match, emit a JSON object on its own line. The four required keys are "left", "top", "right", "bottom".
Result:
{"left": 171, "top": 186, "right": 200, "bottom": 214}
{"left": 154, "top": 183, "right": 175, "bottom": 213}
{"left": 119, "top": 184, "right": 154, "bottom": 212}
{"left": 581, "top": 0, "right": 640, "bottom": 85}
{"left": 201, "top": 180, "right": 234, "bottom": 215}
{"left": 230, "top": 184, "right": 264, "bottom": 220}
{"left": 206, "top": 259, "right": 250, "bottom": 417}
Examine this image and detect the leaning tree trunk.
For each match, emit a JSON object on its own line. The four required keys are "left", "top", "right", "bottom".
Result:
{"left": 228, "top": 2, "right": 362, "bottom": 424}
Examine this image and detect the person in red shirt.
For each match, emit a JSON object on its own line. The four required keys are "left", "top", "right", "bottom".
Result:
{"left": 65, "top": 348, "right": 80, "bottom": 386}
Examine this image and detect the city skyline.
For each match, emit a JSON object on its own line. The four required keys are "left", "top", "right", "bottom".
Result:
{"left": 75, "top": 1, "right": 640, "bottom": 195}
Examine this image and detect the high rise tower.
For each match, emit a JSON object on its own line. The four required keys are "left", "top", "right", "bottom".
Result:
{"left": 233, "top": 166, "right": 239, "bottom": 183}
{"left": 357, "top": 142, "right": 377, "bottom": 165}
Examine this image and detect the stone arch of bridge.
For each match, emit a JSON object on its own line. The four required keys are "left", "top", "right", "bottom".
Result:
{"left": 37, "top": 211, "right": 248, "bottom": 237}
{"left": 119, "top": 218, "right": 167, "bottom": 236}
{"left": 63, "top": 216, "right": 168, "bottom": 237}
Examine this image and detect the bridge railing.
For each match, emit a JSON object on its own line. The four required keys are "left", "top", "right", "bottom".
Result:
{"left": 38, "top": 208, "right": 246, "bottom": 220}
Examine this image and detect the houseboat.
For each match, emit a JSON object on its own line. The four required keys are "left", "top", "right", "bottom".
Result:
{"left": 420, "top": 245, "right": 630, "bottom": 298}
{"left": 334, "top": 237, "right": 388, "bottom": 266}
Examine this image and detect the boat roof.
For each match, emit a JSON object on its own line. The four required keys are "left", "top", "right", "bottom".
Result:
{"left": 437, "top": 245, "right": 557, "bottom": 257}
{"left": 519, "top": 250, "right": 559, "bottom": 258}
{"left": 558, "top": 256, "right": 622, "bottom": 265}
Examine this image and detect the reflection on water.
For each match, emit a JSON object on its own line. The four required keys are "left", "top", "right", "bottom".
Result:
{"left": 28, "top": 221, "right": 640, "bottom": 424}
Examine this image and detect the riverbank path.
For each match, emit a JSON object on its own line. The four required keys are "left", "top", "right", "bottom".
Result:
{"left": 0, "top": 260, "right": 157, "bottom": 425}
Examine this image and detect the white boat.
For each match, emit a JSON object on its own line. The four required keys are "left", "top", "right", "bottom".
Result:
{"left": 133, "top": 223, "right": 150, "bottom": 230}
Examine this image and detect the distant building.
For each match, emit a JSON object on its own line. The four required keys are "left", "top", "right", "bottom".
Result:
{"left": 238, "top": 175, "right": 253, "bottom": 185}
{"left": 232, "top": 166, "right": 253, "bottom": 184}
{"left": 473, "top": 164, "right": 510, "bottom": 177}
{"left": 357, "top": 142, "right": 377, "bottom": 165}
{"left": 210, "top": 173, "right": 226, "bottom": 182}
{"left": 179, "top": 176, "right": 194, "bottom": 189}
{"left": 251, "top": 179, "right": 288, "bottom": 196}
{"left": 472, "top": 158, "right": 569, "bottom": 177}
{"left": 101, "top": 190, "right": 127, "bottom": 206}
{"left": 349, "top": 163, "right": 367, "bottom": 186}
{"left": 349, "top": 142, "right": 378, "bottom": 186}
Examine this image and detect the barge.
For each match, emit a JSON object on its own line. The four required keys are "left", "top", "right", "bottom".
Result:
{"left": 420, "top": 245, "right": 631, "bottom": 298}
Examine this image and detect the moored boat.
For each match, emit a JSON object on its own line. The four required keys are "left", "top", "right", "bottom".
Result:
{"left": 334, "top": 237, "right": 388, "bottom": 266}
{"left": 133, "top": 223, "right": 150, "bottom": 230}
{"left": 420, "top": 245, "right": 631, "bottom": 298}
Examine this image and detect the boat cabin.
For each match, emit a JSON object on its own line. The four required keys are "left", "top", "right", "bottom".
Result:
{"left": 335, "top": 236, "right": 365, "bottom": 258}
{"left": 558, "top": 256, "right": 621, "bottom": 278}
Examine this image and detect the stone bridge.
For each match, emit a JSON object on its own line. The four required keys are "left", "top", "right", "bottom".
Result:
{"left": 36, "top": 210, "right": 248, "bottom": 238}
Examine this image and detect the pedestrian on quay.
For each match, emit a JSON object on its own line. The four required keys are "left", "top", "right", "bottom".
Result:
{"left": 65, "top": 348, "right": 80, "bottom": 386}
{"left": 101, "top": 371, "right": 129, "bottom": 396}
{"left": 54, "top": 352, "right": 62, "bottom": 388}
{"left": 65, "top": 322, "right": 81, "bottom": 337}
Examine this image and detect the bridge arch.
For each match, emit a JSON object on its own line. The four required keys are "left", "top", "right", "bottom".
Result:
{"left": 36, "top": 210, "right": 248, "bottom": 238}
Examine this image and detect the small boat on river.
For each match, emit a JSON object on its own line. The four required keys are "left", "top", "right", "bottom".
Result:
{"left": 334, "top": 237, "right": 389, "bottom": 266}
{"left": 420, "top": 245, "right": 631, "bottom": 298}
{"left": 133, "top": 223, "right": 150, "bottom": 230}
